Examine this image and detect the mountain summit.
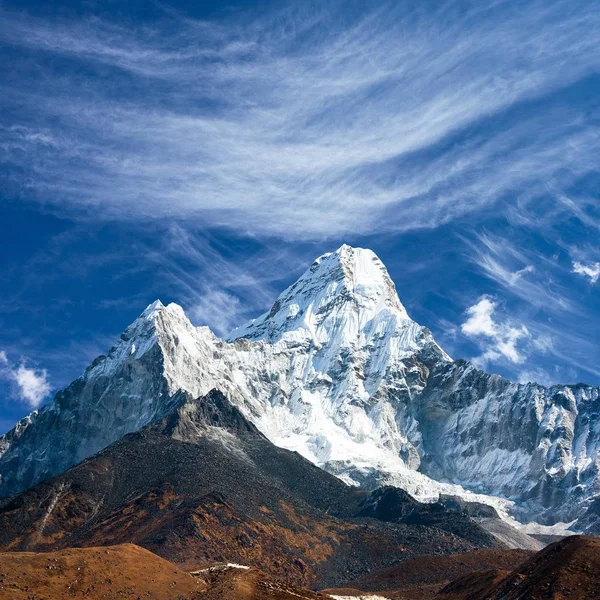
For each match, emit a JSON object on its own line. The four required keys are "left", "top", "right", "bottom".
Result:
{"left": 0, "top": 245, "right": 599, "bottom": 532}
{"left": 230, "top": 244, "right": 415, "bottom": 343}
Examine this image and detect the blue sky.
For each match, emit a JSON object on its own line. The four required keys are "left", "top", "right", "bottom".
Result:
{"left": 1, "top": 0, "right": 599, "bottom": 433}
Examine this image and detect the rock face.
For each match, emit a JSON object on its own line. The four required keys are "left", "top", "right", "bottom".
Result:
{"left": 417, "top": 361, "right": 600, "bottom": 525}
{"left": 0, "top": 244, "right": 599, "bottom": 528}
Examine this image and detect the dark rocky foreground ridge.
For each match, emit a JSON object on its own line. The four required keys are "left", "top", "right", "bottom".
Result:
{"left": 0, "top": 390, "right": 499, "bottom": 589}
{"left": 323, "top": 547, "right": 532, "bottom": 599}
{"left": 322, "top": 535, "right": 600, "bottom": 599}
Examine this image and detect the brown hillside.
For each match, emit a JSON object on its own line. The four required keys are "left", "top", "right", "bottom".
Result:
{"left": 323, "top": 547, "right": 531, "bottom": 599}
{"left": 436, "top": 535, "right": 600, "bottom": 600}
{"left": 0, "top": 543, "right": 331, "bottom": 600}
{"left": 0, "top": 543, "right": 203, "bottom": 600}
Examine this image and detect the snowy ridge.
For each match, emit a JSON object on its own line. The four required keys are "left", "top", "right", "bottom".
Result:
{"left": 230, "top": 244, "right": 415, "bottom": 344}
{"left": 0, "top": 245, "right": 599, "bottom": 532}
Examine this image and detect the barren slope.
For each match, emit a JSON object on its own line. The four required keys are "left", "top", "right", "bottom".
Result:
{"left": 436, "top": 535, "right": 600, "bottom": 600}
{"left": 0, "top": 544, "right": 203, "bottom": 600}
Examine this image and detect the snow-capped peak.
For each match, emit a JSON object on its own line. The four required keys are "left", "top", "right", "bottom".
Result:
{"left": 311, "top": 244, "right": 409, "bottom": 316}
{"left": 140, "top": 299, "right": 188, "bottom": 323}
{"left": 229, "top": 245, "right": 411, "bottom": 344}
{"left": 92, "top": 299, "right": 206, "bottom": 386}
{"left": 142, "top": 299, "right": 166, "bottom": 317}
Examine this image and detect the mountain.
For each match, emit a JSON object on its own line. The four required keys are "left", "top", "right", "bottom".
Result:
{"left": 0, "top": 390, "right": 498, "bottom": 588}
{"left": 435, "top": 535, "right": 600, "bottom": 600}
{"left": 0, "top": 244, "right": 599, "bottom": 528}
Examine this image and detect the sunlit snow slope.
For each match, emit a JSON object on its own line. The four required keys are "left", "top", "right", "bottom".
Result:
{"left": 0, "top": 245, "right": 598, "bottom": 529}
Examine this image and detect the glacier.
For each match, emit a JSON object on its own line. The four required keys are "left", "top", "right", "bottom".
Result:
{"left": 0, "top": 244, "right": 598, "bottom": 530}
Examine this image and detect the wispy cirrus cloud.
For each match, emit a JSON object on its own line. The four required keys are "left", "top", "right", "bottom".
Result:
{"left": 517, "top": 367, "right": 557, "bottom": 388}
{"left": 1, "top": 0, "right": 599, "bottom": 391}
{"left": 1, "top": 1, "right": 599, "bottom": 239}
{"left": 463, "top": 231, "right": 576, "bottom": 313}
{"left": 138, "top": 224, "right": 314, "bottom": 335}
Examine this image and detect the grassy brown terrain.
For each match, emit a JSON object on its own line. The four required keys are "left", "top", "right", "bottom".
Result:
{"left": 0, "top": 543, "right": 334, "bottom": 600}
{"left": 0, "top": 543, "right": 204, "bottom": 600}
{"left": 322, "top": 548, "right": 532, "bottom": 599}
{"left": 436, "top": 535, "right": 600, "bottom": 599}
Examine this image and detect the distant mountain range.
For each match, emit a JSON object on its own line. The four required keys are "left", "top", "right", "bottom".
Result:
{"left": 1, "top": 244, "right": 599, "bottom": 533}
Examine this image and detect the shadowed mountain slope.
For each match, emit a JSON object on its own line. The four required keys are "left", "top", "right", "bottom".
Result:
{"left": 0, "top": 390, "right": 499, "bottom": 589}
{"left": 323, "top": 548, "right": 532, "bottom": 600}
{"left": 435, "top": 535, "right": 600, "bottom": 600}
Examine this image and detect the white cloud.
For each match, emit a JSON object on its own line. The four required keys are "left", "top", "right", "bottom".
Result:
{"left": 189, "top": 288, "right": 243, "bottom": 338}
{"left": 1, "top": 1, "right": 599, "bottom": 239}
{"left": 461, "top": 296, "right": 530, "bottom": 367}
{"left": 572, "top": 261, "right": 600, "bottom": 284}
{"left": 518, "top": 368, "right": 555, "bottom": 387}
{"left": 13, "top": 365, "right": 51, "bottom": 408}
{"left": 461, "top": 297, "right": 498, "bottom": 337}
{"left": 510, "top": 265, "right": 536, "bottom": 286}
{"left": 0, "top": 351, "right": 51, "bottom": 408}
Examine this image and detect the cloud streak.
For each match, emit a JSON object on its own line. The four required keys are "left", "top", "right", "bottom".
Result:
{"left": 463, "top": 231, "right": 577, "bottom": 313}
{"left": 138, "top": 225, "right": 313, "bottom": 335}
{"left": 1, "top": 1, "right": 599, "bottom": 239}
